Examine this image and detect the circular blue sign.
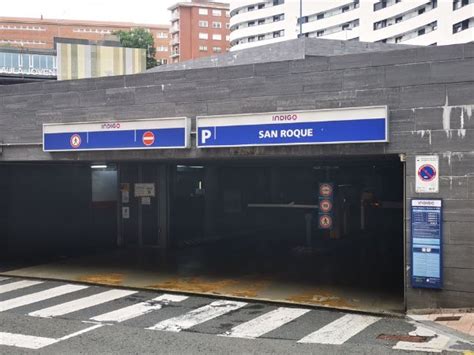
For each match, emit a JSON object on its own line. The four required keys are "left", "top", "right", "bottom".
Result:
{"left": 418, "top": 164, "right": 436, "bottom": 182}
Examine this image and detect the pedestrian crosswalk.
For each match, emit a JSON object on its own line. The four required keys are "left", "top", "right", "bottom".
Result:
{"left": 0, "top": 277, "right": 464, "bottom": 352}
{"left": 91, "top": 294, "right": 188, "bottom": 323}
{"left": 298, "top": 314, "right": 380, "bottom": 344}
{"left": 222, "top": 307, "right": 311, "bottom": 339}
{"left": 0, "top": 284, "right": 88, "bottom": 312}
{"left": 148, "top": 300, "right": 247, "bottom": 332}
{"left": 0, "top": 280, "right": 43, "bottom": 295}
{"left": 29, "top": 289, "right": 137, "bottom": 318}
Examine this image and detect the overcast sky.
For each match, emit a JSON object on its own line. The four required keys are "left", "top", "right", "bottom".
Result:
{"left": 2, "top": 0, "right": 181, "bottom": 25}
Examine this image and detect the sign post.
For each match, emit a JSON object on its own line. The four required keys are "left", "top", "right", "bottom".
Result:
{"left": 318, "top": 183, "right": 334, "bottom": 230}
{"left": 411, "top": 199, "right": 443, "bottom": 289}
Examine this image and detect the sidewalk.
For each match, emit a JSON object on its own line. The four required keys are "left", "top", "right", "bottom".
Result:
{"left": 410, "top": 311, "right": 474, "bottom": 337}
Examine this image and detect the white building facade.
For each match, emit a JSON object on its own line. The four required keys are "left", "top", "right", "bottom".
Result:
{"left": 229, "top": 0, "right": 474, "bottom": 50}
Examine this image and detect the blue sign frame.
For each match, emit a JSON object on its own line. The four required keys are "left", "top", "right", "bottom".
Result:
{"left": 411, "top": 199, "right": 443, "bottom": 289}
{"left": 43, "top": 117, "right": 191, "bottom": 152}
{"left": 196, "top": 107, "right": 388, "bottom": 148}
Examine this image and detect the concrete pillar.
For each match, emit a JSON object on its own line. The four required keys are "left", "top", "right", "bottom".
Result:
{"left": 204, "top": 166, "right": 219, "bottom": 238}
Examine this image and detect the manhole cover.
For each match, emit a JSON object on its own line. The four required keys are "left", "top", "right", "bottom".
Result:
{"left": 377, "top": 334, "right": 430, "bottom": 343}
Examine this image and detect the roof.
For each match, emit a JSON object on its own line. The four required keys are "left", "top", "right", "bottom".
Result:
{"left": 0, "top": 16, "right": 169, "bottom": 30}
{"left": 148, "top": 37, "right": 417, "bottom": 72}
{"left": 168, "top": 1, "right": 229, "bottom": 11}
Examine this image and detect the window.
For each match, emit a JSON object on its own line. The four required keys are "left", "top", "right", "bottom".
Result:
{"left": 199, "top": 32, "right": 208, "bottom": 39}
{"left": 273, "top": 14, "right": 284, "bottom": 21}
{"left": 157, "top": 46, "right": 168, "bottom": 52}
{"left": 213, "top": 46, "right": 222, "bottom": 52}
{"left": 273, "top": 0, "right": 284, "bottom": 5}
{"left": 453, "top": 19, "right": 470, "bottom": 33}
{"left": 248, "top": 36, "right": 255, "bottom": 42}
{"left": 273, "top": 31, "right": 282, "bottom": 38}
{"left": 317, "top": 30, "right": 324, "bottom": 37}
{"left": 225, "top": 11, "right": 230, "bottom": 17}
{"left": 374, "top": 1, "right": 387, "bottom": 11}
{"left": 258, "top": 19, "right": 265, "bottom": 25}
{"left": 317, "top": 13, "right": 324, "bottom": 20}
{"left": 248, "top": 5, "right": 255, "bottom": 11}
{"left": 226, "top": 23, "right": 230, "bottom": 29}
{"left": 418, "top": 7, "right": 425, "bottom": 14}
{"left": 248, "top": 21, "right": 256, "bottom": 27}
{"left": 258, "top": 35, "right": 265, "bottom": 40}
{"left": 418, "top": 28, "right": 425, "bottom": 35}
{"left": 199, "top": 45, "right": 208, "bottom": 51}
{"left": 374, "top": 20, "right": 387, "bottom": 30}
{"left": 199, "top": 8, "right": 208, "bottom": 15}
{"left": 212, "top": 22, "right": 222, "bottom": 28}
{"left": 156, "top": 32, "right": 168, "bottom": 38}
{"left": 212, "top": 34, "right": 222, "bottom": 40}
{"left": 258, "top": 4, "right": 265, "bottom": 9}
{"left": 199, "top": 20, "right": 208, "bottom": 28}
{"left": 212, "top": 9, "right": 222, "bottom": 16}
{"left": 342, "top": 23, "right": 350, "bottom": 30}
{"left": 226, "top": 35, "right": 230, "bottom": 41}
{"left": 395, "top": 36, "right": 402, "bottom": 43}
{"left": 342, "top": 6, "right": 350, "bottom": 12}
{"left": 298, "top": 16, "right": 308, "bottom": 24}
{"left": 395, "top": 16, "right": 403, "bottom": 23}
{"left": 453, "top": 0, "right": 470, "bottom": 10}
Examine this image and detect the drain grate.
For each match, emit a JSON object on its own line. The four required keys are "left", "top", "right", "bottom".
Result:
{"left": 377, "top": 334, "right": 430, "bottom": 343}
{"left": 434, "top": 316, "right": 462, "bottom": 321}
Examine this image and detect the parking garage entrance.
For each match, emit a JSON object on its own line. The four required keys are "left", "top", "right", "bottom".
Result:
{"left": 167, "top": 157, "right": 404, "bottom": 313}
{"left": 1, "top": 156, "right": 404, "bottom": 314}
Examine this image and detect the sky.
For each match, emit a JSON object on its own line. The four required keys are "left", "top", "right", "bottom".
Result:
{"left": 1, "top": 0, "right": 181, "bottom": 25}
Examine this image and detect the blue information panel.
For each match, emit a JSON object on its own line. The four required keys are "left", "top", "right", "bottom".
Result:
{"left": 196, "top": 107, "right": 388, "bottom": 148}
{"left": 411, "top": 199, "right": 443, "bottom": 289}
{"left": 43, "top": 117, "right": 190, "bottom": 152}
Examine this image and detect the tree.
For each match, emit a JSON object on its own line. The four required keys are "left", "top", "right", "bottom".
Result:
{"left": 115, "top": 28, "right": 158, "bottom": 69}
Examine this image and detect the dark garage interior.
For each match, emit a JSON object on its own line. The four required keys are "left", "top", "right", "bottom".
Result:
{"left": 0, "top": 157, "right": 405, "bottom": 313}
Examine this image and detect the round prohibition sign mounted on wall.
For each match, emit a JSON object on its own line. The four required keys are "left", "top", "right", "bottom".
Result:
{"left": 70, "top": 134, "right": 82, "bottom": 149}
{"left": 319, "top": 183, "right": 333, "bottom": 197}
{"left": 142, "top": 131, "right": 155, "bottom": 146}
{"left": 319, "top": 214, "right": 333, "bottom": 229}
{"left": 319, "top": 199, "right": 333, "bottom": 213}
{"left": 418, "top": 164, "right": 437, "bottom": 182}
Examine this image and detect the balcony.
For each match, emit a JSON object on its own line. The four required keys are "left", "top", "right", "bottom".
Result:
{"left": 170, "top": 24, "right": 180, "bottom": 34}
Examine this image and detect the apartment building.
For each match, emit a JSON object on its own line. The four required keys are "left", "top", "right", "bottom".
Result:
{"left": 169, "top": 0, "right": 231, "bottom": 63}
{"left": 0, "top": 17, "right": 170, "bottom": 64}
{"left": 229, "top": 0, "right": 474, "bottom": 50}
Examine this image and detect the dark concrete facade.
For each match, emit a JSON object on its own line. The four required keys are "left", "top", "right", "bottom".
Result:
{"left": 0, "top": 39, "right": 473, "bottom": 310}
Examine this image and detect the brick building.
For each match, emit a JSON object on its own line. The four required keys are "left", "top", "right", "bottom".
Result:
{"left": 169, "top": 0, "right": 230, "bottom": 63}
{"left": 0, "top": 17, "right": 170, "bottom": 64}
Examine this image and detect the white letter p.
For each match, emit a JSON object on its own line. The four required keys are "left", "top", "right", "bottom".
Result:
{"left": 201, "top": 129, "right": 212, "bottom": 144}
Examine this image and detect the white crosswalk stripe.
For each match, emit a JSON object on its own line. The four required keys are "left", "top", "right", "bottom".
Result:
{"left": 221, "top": 307, "right": 310, "bottom": 339}
{"left": 91, "top": 294, "right": 188, "bottom": 323}
{"left": 148, "top": 300, "right": 247, "bottom": 332}
{"left": 0, "top": 324, "right": 104, "bottom": 350}
{"left": 298, "top": 314, "right": 380, "bottom": 344}
{"left": 0, "top": 284, "right": 88, "bottom": 312}
{"left": 0, "top": 331, "right": 57, "bottom": 349}
{"left": 0, "top": 280, "right": 43, "bottom": 295}
{"left": 29, "top": 289, "right": 137, "bottom": 318}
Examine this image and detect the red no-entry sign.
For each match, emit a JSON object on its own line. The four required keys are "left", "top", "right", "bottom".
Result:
{"left": 142, "top": 131, "right": 155, "bottom": 146}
